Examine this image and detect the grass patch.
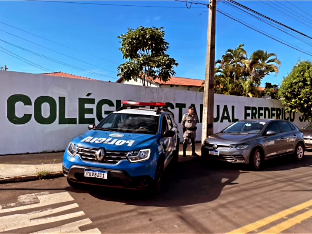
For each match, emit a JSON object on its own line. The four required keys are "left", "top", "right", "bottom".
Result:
{"left": 36, "top": 170, "right": 52, "bottom": 179}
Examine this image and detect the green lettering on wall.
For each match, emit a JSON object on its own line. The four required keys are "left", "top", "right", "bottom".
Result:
{"left": 271, "top": 107, "right": 276, "bottom": 119}
{"left": 244, "top": 106, "right": 251, "bottom": 119}
{"left": 96, "top": 99, "right": 114, "bottom": 122}
{"left": 7, "top": 94, "right": 32, "bottom": 125}
{"left": 176, "top": 103, "right": 186, "bottom": 123}
{"left": 59, "top": 97, "right": 77, "bottom": 124}
{"left": 34, "top": 96, "right": 57, "bottom": 124}
{"left": 276, "top": 108, "right": 282, "bottom": 119}
{"left": 79, "top": 98, "right": 95, "bottom": 124}
{"left": 258, "top": 107, "right": 264, "bottom": 119}
{"left": 264, "top": 107, "right": 270, "bottom": 119}
{"left": 220, "top": 105, "right": 231, "bottom": 123}
{"left": 116, "top": 100, "right": 122, "bottom": 110}
{"left": 214, "top": 105, "right": 220, "bottom": 122}
{"left": 251, "top": 107, "right": 257, "bottom": 119}
{"left": 231, "top": 106, "right": 239, "bottom": 122}
{"left": 166, "top": 102, "right": 175, "bottom": 110}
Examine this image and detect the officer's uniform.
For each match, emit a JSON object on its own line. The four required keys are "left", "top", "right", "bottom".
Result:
{"left": 181, "top": 106, "right": 199, "bottom": 157}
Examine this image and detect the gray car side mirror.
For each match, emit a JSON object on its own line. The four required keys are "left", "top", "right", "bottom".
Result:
{"left": 265, "top": 130, "right": 276, "bottom": 136}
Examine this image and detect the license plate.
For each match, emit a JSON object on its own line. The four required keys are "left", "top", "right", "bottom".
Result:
{"left": 305, "top": 140, "right": 312, "bottom": 144}
{"left": 209, "top": 150, "right": 219, "bottom": 156}
{"left": 84, "top": 170, "right": 107, "bottom": 179}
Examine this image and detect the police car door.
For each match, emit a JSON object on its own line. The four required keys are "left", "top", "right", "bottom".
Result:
{"left": 160, "top": 115, "right": 174, "bottom": 168}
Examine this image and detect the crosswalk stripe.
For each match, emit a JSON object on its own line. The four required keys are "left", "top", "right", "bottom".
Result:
{"left": 0, "top": 192, "right": 74, "bottom": 214}
{"left": 227, "top": 199, "right": 312, "bottom": 234}
{"left": 259, "top": 209, "right": 312, "bottom": 234}
{"left": 31, "top": 218, "right": 101, "bottom": 234}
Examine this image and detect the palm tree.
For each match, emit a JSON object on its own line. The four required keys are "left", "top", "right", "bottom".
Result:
{"left": 248, "top": 50, "right": 281, "bottom": 85}
{"left": 220, "top": 44, "right": 248, "bottom": 82}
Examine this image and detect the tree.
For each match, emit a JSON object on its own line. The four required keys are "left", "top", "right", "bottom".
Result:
{"left": 279, "top": 61, "right": 312, "bottom": 120}
{"left": 199, "top": 44, "right": 280, "bottom": 98}
{"left": 117, "top": 26, "right": 178, "bottom": 86}
{"left": 263, "top": 82, "right": 279, "bottom": 99}
{"left": 248, "top": 50, "right": 281, "bottom": 85}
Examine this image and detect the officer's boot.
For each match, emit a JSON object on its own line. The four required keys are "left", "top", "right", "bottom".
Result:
{"left": 192, "top": 146, "right": 199, "bottom": 157}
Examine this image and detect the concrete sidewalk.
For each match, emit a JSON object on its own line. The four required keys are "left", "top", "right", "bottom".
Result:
{"left": 0, "top": 143, "right": 202, "bottom": 183}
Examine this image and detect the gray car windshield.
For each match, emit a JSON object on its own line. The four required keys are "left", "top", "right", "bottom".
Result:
{"left": 223, "top": 121, "right": 266, "bottom": 134}
{"left": 97, "top": 113, "right": 159, "bottom": 134}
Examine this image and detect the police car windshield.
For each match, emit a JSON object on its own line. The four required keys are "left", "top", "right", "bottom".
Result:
{"left": 97, "top": 113, "right": 159, "bottom": 135}
{"left": 222, "top": 121, "right": 266, "bottom": 134}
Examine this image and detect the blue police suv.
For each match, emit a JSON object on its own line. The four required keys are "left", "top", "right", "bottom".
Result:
{"left": 63, "top": 101, "right": 180, "bottom": 193}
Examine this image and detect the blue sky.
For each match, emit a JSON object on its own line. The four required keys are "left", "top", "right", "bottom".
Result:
{"left": 1, "top": 1, "right": 312, "bottom": 87}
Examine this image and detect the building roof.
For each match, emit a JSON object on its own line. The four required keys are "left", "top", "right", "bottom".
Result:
{"left": 116, "top": 76, "right": 204, "bottom": 87}
{"left": 41, "top": 72, "right": 95, "bottom": 81}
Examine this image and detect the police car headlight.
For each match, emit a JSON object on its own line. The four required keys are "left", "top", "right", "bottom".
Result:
{"left": 67, "top": 142, "right": 78, "bottom": 156}
{"left": 127, "top": 149, "right": 151, "bottom": 163}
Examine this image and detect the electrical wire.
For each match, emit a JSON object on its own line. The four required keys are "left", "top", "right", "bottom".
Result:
{"left": 227, "top": 0, "right": 312, "bottom": 41}
{"left": 0, "top": 28, "right": 116, "bottom": 74}
{"left": 284, "top": 0, "right": 312, "bottom": 20}
{"left": 24, "top": 0, "right": 205, "bottom": 8}
{"left": 258, "top": 0, "right": 312, "bottom": 29}
{"left": 0, "top": 21, "right": 118, "bottom": 65}
{"left": 223, "top": 1, "right": 312, "bottom": 48}
{"left": 0, "top": 46, "right": 52, "bottom": 72}
{"left": 216, "top": 9, "right": 312, "bottom": 57}
{"left": 0, "top": 38, "right": 116, "bottom": 79}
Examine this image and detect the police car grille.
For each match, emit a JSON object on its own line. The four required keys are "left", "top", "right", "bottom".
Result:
{"left": 77, "top": 147, "right": 128, "bottom": 164}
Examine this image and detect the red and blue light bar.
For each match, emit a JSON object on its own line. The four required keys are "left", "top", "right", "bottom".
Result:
{"left": 122, "top": 101, "right": 166, "bottom": 107}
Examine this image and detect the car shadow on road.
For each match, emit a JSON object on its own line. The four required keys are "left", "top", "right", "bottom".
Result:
{"left": 67, "top": 157, "right": 244, "bottom": 207}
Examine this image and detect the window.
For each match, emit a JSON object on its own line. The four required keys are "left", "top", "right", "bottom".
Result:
{"left": 264, "top": 121, "right": 281, "bottom": 134}
{"left": 223, "top": 121, "right": 266, "bottom": 134}
{"left": 290, "top": 122, "right": 298, "bottom": 130}
{"left": 280, "top": 121, "right": 293, "bottom": 132}
{"left": 97, "top": 113, "right": 159, "bottom": 135}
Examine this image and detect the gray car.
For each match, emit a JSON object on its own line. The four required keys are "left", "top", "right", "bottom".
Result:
{"left": 201, "top": 119, "right": 305, "bottom": 170}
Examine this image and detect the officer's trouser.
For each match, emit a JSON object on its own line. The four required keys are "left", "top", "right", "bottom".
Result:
{"left": 183, "top": 137, "right": 196, "bottom": 154}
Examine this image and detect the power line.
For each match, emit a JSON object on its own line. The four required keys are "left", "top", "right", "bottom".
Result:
{"left": 222, "top": 1, "right": 312, "bottom": 48}
{"left": 216, "top": 8, "right": 312, "bottom": 57}
{"left": 227, "top": 0, "right": 312, "bottom": 41}
{"left": 0, "top": 38, "right": 116, "bottom": 79}
{"left": 0, "top": 21, "right": 119, "bottom": 65}
{"left": 0, "top": 46, "right": 52, "bottom": 72}
{"left": 284, "top": 0, "right": 312, "bottom": 20}
{"left": 258, "top": 0, "right": 312, "bottom": 29}
{"left": 0, "top": 28, "right": 116, "bottom": 74}
{"left": 24, "top": 0, "right": 206, "bottom": 8}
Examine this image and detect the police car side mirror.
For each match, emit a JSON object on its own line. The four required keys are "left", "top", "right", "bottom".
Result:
{"left": 88, "top": 124, "right": 95, "bottom": 130}
{"left": 163, "top": 130, "right": 175, "bottom": 138}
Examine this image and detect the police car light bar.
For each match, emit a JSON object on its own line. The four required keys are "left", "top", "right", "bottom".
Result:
{"left": 122, "top": 101, "right": 166, "bottom": 107}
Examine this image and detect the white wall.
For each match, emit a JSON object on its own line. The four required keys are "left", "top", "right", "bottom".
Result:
{"left": 0, "top": 71, "right": 309, "bottom": 155}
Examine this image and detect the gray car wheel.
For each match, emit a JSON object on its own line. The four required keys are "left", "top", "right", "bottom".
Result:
{"left": 295, "top": 143, "right": 304, "bottom": 161}
{"left": 250, "top": 148, "right": 262, "bottom": 170}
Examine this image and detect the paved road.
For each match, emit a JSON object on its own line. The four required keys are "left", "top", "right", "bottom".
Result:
{"left": 1, "top": 151, "right": 312, "bottom": 233}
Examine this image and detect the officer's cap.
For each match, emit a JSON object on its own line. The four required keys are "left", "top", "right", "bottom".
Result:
{"left": 188, "top": 105, "right": 195, "bottom": 110}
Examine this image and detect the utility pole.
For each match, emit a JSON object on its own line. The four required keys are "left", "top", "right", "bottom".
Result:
{"left": 202, "top": 0, "right": 216, "bottom": 144}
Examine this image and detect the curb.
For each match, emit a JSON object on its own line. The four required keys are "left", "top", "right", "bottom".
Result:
{"left": 0, "top": 171, "right": 64, "bottom": 184}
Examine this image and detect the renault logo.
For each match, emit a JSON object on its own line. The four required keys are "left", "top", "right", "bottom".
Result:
{"left": 95, "top": 148, "right": 106, "bottom": 162}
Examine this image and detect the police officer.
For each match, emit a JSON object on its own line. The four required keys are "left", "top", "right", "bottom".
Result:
{"left": 181, "top": 105, "right": 199, "bottom": 157}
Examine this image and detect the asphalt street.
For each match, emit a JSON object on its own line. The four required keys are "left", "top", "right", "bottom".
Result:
{"left": 1, "top": 151, "right": 312, "bottom": 233}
